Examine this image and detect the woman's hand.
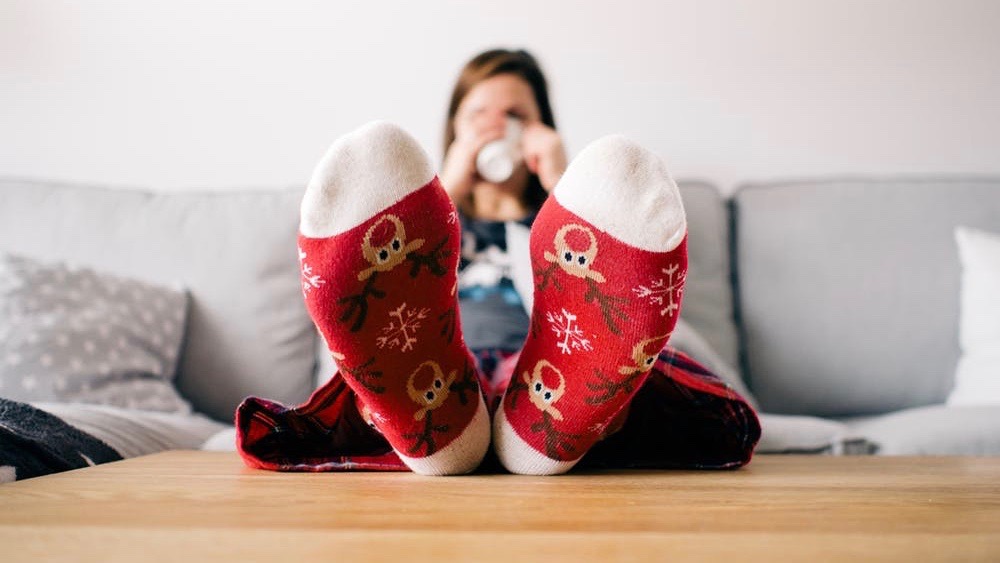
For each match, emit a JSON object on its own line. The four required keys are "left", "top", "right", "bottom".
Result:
{"left": 440, "top": 119, "right": 505, "bottom": 204}
{"left": 520, "top": 122, "right": 568, "bottom": 192}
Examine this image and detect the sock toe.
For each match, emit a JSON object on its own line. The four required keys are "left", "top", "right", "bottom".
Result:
{"left": 301, "top": 121, "right": 436, "bottom": 238}
{"left": 553, "top": 135, "right": 686, "bottom": 252}
{"left": 496, "top": 135, "right": 690, "bottom": 473}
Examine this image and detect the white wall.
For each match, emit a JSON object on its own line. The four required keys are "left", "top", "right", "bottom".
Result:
{"left": 2, "top": 0, "right": 998, "bottom": 194}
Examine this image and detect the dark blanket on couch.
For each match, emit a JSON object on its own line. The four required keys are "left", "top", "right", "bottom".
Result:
{"left": 0, "top": 398, "right": 121, "bottom": 483}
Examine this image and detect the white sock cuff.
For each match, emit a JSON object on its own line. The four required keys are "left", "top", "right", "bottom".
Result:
{"left": 492, "top": 407, "right": 580, "bottom": 475}
{"left": 553, "top": 135, "right": 686, "bottom": 253}
{"left": 300, "top": 121, "right": 436, "bottom": 239}
{"left": 396, "top": 394, "right": 491, "bottom": 476}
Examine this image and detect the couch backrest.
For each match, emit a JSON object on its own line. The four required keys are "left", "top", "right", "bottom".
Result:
{"left": 677, "top": 181, "right": 740, "bottom": 370}
{"left": 0, "top": 177, "right": 739, "bottom": 423}
{"left": 0, "top": 179, "right": 317, "bottom": 421}
{"left": 733, "top": 178, "right": 1000, "bottom": 416}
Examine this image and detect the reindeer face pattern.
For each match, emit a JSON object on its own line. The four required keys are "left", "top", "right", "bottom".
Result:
{"left": 358, "top": 402, "right": 384, "bottom": 429}
{"left": 407, "top": 361, "right": 457, "bottom": 421}
{"left": 359, "top": 215, "right": 425, "bottom": 281}
{"left": 522, "top": 359, "right": 566, "bottom": 421}
{"left": 619, "top": 334, "right": 668, "bottom": 375}
{"left": 543, "top": 224, "right": 606, "bottom": 283}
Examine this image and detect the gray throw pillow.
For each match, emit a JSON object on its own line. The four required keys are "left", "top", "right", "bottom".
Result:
{"left": 0, "top": 253, "right": 191, "bottom": 413}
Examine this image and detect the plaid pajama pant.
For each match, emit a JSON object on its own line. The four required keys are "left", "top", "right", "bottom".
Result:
{"left": 236, "top": 345, "right": 760, "bottom": 472}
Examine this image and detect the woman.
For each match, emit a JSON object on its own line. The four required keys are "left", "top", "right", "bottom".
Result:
{"left": 439, "top": 49, "right": 568, "bottom": 386}
{"left": 235, "top": 49, "right": 759, "bottom": 476}
{"left": 441, "top": 49, "right": 566, "bottom": 218}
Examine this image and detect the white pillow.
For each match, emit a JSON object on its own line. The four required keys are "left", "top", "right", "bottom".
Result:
{"left": 947, "top": 226, "right": 1000, "bottom": 406}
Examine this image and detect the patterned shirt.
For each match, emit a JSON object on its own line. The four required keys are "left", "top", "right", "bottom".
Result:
{"left": 457, "top": 211, "right": 537, "bottom": 351}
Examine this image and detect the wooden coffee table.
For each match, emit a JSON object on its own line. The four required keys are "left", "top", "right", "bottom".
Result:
{"left": 1, "top": 451, "right": 997, "bottom": 561}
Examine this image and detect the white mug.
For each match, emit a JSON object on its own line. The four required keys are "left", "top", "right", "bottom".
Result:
{"left": 476, "top": 117, "right": 523, "bottom": 183}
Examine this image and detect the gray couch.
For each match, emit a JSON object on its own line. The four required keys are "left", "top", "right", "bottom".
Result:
{"left": 1, "top": 176, "right": 998, "bottom": 456}
{"left": 682, "top": 178, "right": 1000, "bottom": 455}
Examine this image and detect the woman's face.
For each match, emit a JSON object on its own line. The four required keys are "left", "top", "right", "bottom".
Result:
{"left": 453, "top": 73, "right": 541, "bottom": 140}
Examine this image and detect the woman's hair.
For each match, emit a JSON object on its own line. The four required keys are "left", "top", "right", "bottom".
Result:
{"left": 444, "top": 48, "right": 555, "bottom": 211}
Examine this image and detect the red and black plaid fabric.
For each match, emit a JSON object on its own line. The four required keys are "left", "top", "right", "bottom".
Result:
{"left": 236, "top": 345, "right": 760, "bottom": 472}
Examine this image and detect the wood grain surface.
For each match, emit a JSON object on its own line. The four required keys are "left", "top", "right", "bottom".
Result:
{"left": 1, "top": 451, "right": 997, "bottom": 561}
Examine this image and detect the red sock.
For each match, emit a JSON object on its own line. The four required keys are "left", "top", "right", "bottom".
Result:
{"left": 494, "top": 135, "right": 688, "bottom": 474}
{"left": 298, "top": 122, "right": 489, "bottom": 475}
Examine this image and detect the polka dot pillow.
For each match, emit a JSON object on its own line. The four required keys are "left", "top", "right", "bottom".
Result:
{"left": 0, "top": 253, "right": 191, "bottom": 413}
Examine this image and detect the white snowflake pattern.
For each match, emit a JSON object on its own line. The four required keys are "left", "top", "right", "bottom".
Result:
{"left": 298, "top": 247, "right": 326, "bottom": 297}
{"left": 633, "top": 264, "right": 686, "bottom": 318}
{"left": 376, "top": 303, "right": 430, "bottom": 352}
{"left": 547, "top": 308, "right": 593, "bottom": 355}
{"left": 447, "top": 210, "right": 458, "bottom": 225}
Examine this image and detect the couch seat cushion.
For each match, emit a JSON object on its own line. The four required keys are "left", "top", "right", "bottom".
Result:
{"left": 843, "top": 404, "right": 1000, "bottom": 455}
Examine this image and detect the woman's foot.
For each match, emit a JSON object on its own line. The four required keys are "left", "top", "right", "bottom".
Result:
{"left": 298, "top": 121, "right": 489, "bottom": 475}
{"left": 493, "top": 135, "right": 688, "bottom": 475}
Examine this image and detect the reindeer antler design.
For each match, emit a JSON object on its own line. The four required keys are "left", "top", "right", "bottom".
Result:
{"left": 337, "top": 271, "right": 387, "bottom": 332}
{"left": 585, "top": 367, "right": 643, "bottom": 405}
{"left": 406, "top": 234, "right": 452, "bottom": 278}
{"left": 341, "top": 356, "right": 385, "bottom": 394}
{"left": 529, "top": 411, "right": 582, "bottom": 460}
{"left": 583, "top": 277, "right": 628, "bottom": 335}
{"left": 585, "top": 334, "right": 669, "bottom": 404}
